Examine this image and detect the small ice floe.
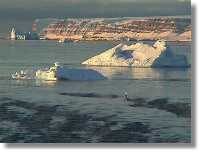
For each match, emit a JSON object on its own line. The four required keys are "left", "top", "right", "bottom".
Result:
{"left": 35, "top": 62, "right": 106, "bottom": 81}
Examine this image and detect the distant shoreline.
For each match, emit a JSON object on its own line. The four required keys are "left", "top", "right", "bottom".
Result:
{"left": 39, "top": 16, "right": 191, "bottom": 42}
{"left": 0, "top": 38, "right": 192, "bottom": 44}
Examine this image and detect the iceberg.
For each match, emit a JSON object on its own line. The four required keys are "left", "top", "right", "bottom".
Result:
{"left": 35, "top": 63, "right": 106, "bottom": 81}
{"left": 82, "top": 40, "right": 188, "bottom": 67}
{"left": 56, "top": 67, "right": 106, "bottom": 81}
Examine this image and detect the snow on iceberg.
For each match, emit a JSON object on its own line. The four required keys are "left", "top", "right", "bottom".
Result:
{"left": 35, "top": 63, "right": 106, "bottom": 81}
{"left": 82, "top": 40, "right": 189, "bottom": 67}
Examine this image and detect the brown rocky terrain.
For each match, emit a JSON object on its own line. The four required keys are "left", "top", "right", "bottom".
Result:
{"left": 40, "top": 17, "right": 191, "bottom": 41}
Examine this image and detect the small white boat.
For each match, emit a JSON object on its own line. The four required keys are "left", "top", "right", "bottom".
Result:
{"left": 11, "top": 70, "right": 28, "bottom": 80}
{"left": 58, "top": 39, "right": 64, "bottom": 43}
{"left": 58, "top": 39, "right": 73, "bottom": 43}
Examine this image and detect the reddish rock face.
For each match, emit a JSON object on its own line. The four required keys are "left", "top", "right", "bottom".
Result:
{"left": 40, "top": 17, "right": 191, "bottom": 41}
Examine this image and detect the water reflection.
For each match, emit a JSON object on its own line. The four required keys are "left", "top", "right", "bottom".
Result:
{"left": 10, "top": 79, "right": 57, "bottom": 88}
{"left": 86, "top": 66, "right": 129, "bottom": 78}
{"left": 35, "top": 79, "right": 57, "bottom": 87}
{"left": 88, "top": 66, "right": 160, "bottom": 79}
{"left": 88, "top": 66, "right": 190, "bottom": 80}
{"left": 11, "top": 66, "right": 190, "bottom": 88}
{"left": 131, "top": 68, "right": 161, "bottom": 79}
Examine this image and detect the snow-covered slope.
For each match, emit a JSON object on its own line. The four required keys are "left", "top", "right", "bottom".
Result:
{"left": 82, "top": 40, "right": 188, "bottom": 67}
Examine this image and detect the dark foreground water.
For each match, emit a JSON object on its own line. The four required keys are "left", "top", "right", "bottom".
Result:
{"left": 0, "top": 40, "right": 191, "bottom": 143}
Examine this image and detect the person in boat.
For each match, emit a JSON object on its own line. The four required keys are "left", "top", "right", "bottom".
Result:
{"left": 12, "top": 70, "right": 26, "bottom": 79}
{"left": 20, "top": 70, "right": 26, "bottom": 77}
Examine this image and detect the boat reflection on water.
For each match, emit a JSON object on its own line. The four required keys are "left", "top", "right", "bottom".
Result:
{"left": 11, "top": 77, "right": 58, "bottom": 87}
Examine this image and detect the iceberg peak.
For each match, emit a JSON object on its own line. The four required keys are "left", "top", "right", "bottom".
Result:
{"left": 82, "top": 40, "right": 188, "bottom": 67}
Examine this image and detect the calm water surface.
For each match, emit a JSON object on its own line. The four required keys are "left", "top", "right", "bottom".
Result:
{"left": 0, "top": 40, "right": 191, "bottom": 143}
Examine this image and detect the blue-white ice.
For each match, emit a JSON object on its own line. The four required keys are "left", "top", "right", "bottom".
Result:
{"left": 56, "top": 67, "right": 106, "bottom": 80}
{"left": 82, "top": 40, "right": 189, "bottom": 67}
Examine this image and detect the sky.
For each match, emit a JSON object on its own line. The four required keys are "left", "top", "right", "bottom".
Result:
{"left": 0, "top": 0, "right": 191, "bottom": 35}
{"left": 0, "top": 0, "right": 191, "bottom": 20}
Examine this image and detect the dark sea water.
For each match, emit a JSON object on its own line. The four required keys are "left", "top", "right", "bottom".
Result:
{"left": 0, "top": 40, "right": 191, "bottom": 143}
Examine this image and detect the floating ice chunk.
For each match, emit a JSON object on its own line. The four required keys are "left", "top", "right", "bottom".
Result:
{"left": 56, "top": 66, "right": 106, "bottom": 80}
{"left": 35, "top": 63, "right": 106, "bottom": 81}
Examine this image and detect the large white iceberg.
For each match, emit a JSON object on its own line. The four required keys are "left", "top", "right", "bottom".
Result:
{"left": 82, "top": 40, "right": 188, "bottom": 67}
